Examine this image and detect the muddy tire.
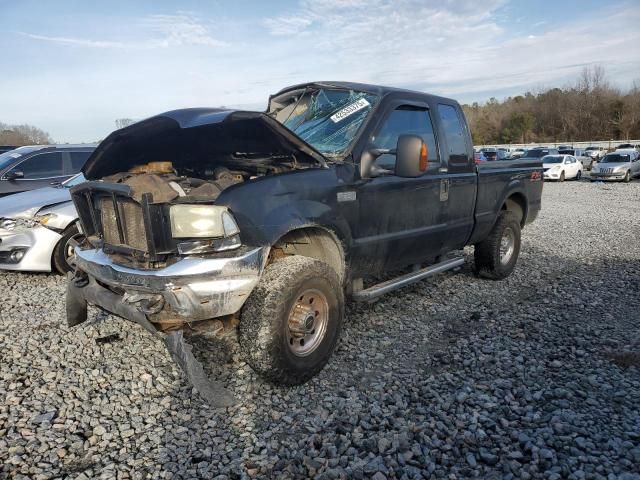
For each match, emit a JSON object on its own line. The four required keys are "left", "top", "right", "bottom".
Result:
{"left": 474, "top": 211, "right": 521, "bottom": 280}
{"left": 53, "top": 223, "right": 83, "bottom": 274}
{"left": 238, "top": 255, "right": 344, "bottom": 385}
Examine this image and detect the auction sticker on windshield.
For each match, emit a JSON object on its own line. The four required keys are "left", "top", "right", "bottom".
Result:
{"left": 330, "top": 98, "right": 370, "bottom": 123}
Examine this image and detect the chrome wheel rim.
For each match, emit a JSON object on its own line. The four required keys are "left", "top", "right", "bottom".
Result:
{"left": 287, "top": 288, "right": 329, "bottom": 357}
{"left": 500, "top": 227, "right": 515, "bottom": 265}
{"left": 65, "top": 234, "right": 84, "bottom": 264}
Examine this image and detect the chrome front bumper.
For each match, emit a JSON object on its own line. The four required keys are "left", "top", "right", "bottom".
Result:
{"left": 72, "top": 246, "right": 269, "bottom": 323}
{"left": 0, "top": 226, "right": 61, "bottom": 272}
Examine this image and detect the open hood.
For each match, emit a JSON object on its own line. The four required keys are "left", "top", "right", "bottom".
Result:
{"left": 82, "top": 109, "right": 327, "bottom": 180}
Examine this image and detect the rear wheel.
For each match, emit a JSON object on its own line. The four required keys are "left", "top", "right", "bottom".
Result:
{"left": 623, "top": 170, "right": 631, "bottom": 183}
{"left": 238, "top": 255, "right": 344, "bottom": 385}
{"left": 576, "top": 170, "right": 582, "bottom": 180}
{"left": 53, "top": 224, "right": 84, "bottom": 274}
{"left": 474, "top": 211, "right": 521, "bottom": 280}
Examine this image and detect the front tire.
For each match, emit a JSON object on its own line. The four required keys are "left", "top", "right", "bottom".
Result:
{"left": 559, "top": 171, "right": 565, "bottom": 182}
{"left": 53, "top": 224, "right": 83, "bottom": 274}
{"left": 238, "top": 255, "right": 344, "bottom": 385}
{"left": 474, "top": 211, "right": 521, "bottom": 280}
{"left": 623, "top": 170, "right": 631, "bottom": 183}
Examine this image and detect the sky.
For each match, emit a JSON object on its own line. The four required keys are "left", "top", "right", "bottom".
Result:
{"left": 1, "top": 0, "right": 639, "bottom": 143}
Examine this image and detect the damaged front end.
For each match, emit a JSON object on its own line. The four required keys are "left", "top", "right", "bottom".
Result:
{"left": 66, "top": 108, "right": 326, "bottom": 405}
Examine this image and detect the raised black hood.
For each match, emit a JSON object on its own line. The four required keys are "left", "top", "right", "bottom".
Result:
{"left": 82, "top": 109, "right": 327, "bottom": 180}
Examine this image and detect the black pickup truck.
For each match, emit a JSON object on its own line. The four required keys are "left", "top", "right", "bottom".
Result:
{"left": 67, "top": 82, "right": 542, "bottom": 401}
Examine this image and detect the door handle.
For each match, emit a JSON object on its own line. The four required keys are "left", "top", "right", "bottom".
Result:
{"left": 439, "top": 179, "right": 449, "bottom": 202}
{"left": 438, "top": 167, "right": 448, "bottom": 174}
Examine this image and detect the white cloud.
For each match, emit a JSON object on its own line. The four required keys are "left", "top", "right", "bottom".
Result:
{"left": 19, "top": 33, "right": 127, "bottom": 48}
{"left": 21, "top": 12, "right": 227, "bottom": 49}
{"left": 263, "top": 15, "right": 313, "bottom": 36}
{"left": 144, "top": 13, "right": 228, "bottom": 47}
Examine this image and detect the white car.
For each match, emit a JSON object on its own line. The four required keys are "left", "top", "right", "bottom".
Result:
{"left": 542, "top": 154, "right": 583, "bottom": 181}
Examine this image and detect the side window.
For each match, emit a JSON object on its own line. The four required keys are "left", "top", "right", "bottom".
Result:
{"left": 69, "top": 151, "right": 91, "bottom": 171}
{"left": 372, "top": 106, "right": 438, "bottom": 170}
{"left": 437, "top": 104, "right": 468, "bottom": 165}
{"left": 10, "top": 152, "right": 64, "bottom": 179}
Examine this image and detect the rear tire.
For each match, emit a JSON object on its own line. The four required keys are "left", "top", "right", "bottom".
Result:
{"left": 53, "top": 224, "right": 83, "bottom": 274}
{"left": 474, "top": 211, "right": 521, "bottom": 280}
{"left": 576, "top": 170, "right": 582, "bottom": 180}
{"left": 238, "top": 255, "right": 344, "bottom": 385}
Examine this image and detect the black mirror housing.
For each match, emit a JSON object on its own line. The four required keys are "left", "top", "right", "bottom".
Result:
{"left": 395, "top": 135, "right": 426, "bottom": 178}
{"left": 6, "top": 170, "right": 24, "bottom": 180}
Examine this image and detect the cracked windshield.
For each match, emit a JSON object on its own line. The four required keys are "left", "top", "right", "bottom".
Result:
{"left": 278, "top": 88, "right": 378, "bottom": 158}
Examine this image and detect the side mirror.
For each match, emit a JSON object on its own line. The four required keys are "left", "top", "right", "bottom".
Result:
{"left": 395, "top": 135, "right": 428, "bottom": 178}
{"left": 5, "top": 170, "right": 24, "bottom": 180}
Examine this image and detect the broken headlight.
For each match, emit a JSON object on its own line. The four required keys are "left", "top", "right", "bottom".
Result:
{"left": 169, "top": 205, "right": 241, "bottom": 254}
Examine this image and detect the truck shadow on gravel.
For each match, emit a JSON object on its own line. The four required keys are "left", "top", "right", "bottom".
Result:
{"left": 148, "top": 248, "right": 640, "bottom": 478}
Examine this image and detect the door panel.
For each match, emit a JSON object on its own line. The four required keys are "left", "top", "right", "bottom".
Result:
{"left": 435, "top": 104, "right": 476, "bottom": 249}
{"left": 352, "top": 104, "right": 445, "bottom": 272}
{"left": 354, "top": 175, "right": 444, "bottom": 270}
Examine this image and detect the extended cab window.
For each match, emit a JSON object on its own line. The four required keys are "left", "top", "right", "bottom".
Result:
{"left": 9, "top": 152, "right": 64, "bottom": 179}
{"left": 372, "top": 107, "right": 438, "bottom": 170}
{"left": 437, "top": 104, "right": 468, "bottom": 165}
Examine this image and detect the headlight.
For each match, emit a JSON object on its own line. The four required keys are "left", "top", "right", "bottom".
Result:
{"left": 35, "top": 213, "right": 58, "bottom": 226}
{"left": 551, "top": 165, "right": 561, "bottom": 171}
{"left": 0, "top": 217, "right": 40, "bottom": 231}
{"left": 0, "top": 218, "right": 16, "bottom": 230}
{"left": 170, "top": 205, "right": 239, "bottom": 238}
{"left": 169, "top": 204, "right": 241, "bottom": 254}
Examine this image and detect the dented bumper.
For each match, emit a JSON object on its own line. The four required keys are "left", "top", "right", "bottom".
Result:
{"left": 69, "top": 246, "right": 268, "bottom": 326}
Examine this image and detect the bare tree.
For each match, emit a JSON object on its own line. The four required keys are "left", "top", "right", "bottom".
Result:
{"left": 0, "top": 122, "right": 53, "bottom": 145}
{"left": 115, "top": 118, "right": 136, "bottom": 129}
{"left": 463, "top": 66, "right": 640, "bottom": 144}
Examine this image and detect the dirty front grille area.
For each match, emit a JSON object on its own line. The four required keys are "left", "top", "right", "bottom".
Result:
{"left": 99, "top": 197, "right": 148, "bottom": 252}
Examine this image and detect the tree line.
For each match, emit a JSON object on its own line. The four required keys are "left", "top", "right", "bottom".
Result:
{"left": 462, "top": 66, "right": 640, "bottom": 145}
{"left": 0, "top": 121, "right": 52, "bottom": 146}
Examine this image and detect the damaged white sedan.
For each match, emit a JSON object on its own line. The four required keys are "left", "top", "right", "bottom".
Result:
{"left": 0, "top": 174, "right": 86, "bottom": 273}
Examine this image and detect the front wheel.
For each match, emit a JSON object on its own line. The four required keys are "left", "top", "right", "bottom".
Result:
{"left": 559, "top": 171, "right": 565, "bottom": 182}
{"left": 238, "top": 255, "right": 344, "bottom": 385}
{"left": 623, "top": 170, "right": 631, "bottom": 183}
{"left": 474, "top": 211, "right": 521, "bottom": 280}
{"left": 53, "top": 224, "right": 84, "bottom": 274}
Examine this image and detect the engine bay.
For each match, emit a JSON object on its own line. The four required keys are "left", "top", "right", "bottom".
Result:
{"left": 101, "top": 159, "right": 294, "bottom": 204}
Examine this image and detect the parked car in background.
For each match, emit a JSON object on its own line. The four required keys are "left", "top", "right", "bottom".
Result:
{"left": 0, "top": 173, "right": 85, "bottom": 273}
{"left": 519, "top": 147, "right": 559, "bottom": 160}
{"left": 616, "top": 143, "right": 636, "bottom": 150}
{"left": 590, "top": 151, "right": 640, "bottom": 182}
{"left": 483, "top": 149, "right": 508, "bottom": 161}
{"left": 542, "top": 154, "right": 583, "bottom": 181}
{"left": 558, "top": 147, "right": 592, "bottom": 170}
{"left": 0, "top": 144, "right": 95, "bottom": 197}
{"left": 585, "top": 146, "right": 606, "bottom": 161}
{"left": 509, "top": 148, "right": 526, "bottom": 159}
{"left": 0, "top": 146, "right": 18, "bottom": 154}
{"left": 474, "top": 151, "right": 488, "bottom": 164}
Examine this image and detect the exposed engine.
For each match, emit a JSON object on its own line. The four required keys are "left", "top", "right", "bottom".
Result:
{"left": 102, "top": 161, "right": 247, "bottom": 204}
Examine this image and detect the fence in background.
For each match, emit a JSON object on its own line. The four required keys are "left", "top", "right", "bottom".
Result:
{"left": 476, "top": 140, "right": 640, "bottom": 150}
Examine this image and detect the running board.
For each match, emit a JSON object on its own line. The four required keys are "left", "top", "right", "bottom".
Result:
{"left": 352, "top": 256, "right": 465, "bottom": 302}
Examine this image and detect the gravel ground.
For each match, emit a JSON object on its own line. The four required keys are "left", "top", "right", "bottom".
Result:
{"left": 1, "top": 180, "right": 639, "bottom": 479}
